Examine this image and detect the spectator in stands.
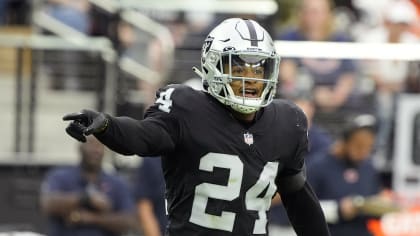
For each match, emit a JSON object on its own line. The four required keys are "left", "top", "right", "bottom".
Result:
{"left": 357, "top": 0, "right": 419, "bottom": 164}
{"left": 40, "top": 136, "right": 136, "bottom": 236}
{"left": 277, "top": 0, "right": 358, "bottom": 135}
{"left": 132, "top": 157, "right": 167, "bottom": 236}
{"left": 307, "top": 114, "right": 383, "bottom": 236}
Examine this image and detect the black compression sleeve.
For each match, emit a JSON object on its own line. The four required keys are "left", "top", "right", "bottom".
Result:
{"left": 94, "top": 116, "right": 176, "bottom": 156}
{"left": 280, "top": 182, "right": 331, "bottom": 236}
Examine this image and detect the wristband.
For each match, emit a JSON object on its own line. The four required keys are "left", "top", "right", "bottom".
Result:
{"left": 97, "top": 116, "right": 109, "bottom": 133}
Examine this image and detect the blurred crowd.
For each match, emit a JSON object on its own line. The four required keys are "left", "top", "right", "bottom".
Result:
{"left": 1, "top": 0, "right": 420, "bottom": 235}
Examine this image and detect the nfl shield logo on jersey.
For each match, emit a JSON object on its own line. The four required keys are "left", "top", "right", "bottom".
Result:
{"left": 243, "top": 132, "right": 254, "bottom": 145}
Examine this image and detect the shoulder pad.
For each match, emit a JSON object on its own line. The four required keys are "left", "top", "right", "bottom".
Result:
{"left": 271, "top": 98, "right": 308, "bottom": 131}
{"left": 149, "top": 84, "right": 204, "bottom": 115}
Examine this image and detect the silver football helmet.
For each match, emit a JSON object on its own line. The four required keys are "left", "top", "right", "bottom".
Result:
{"left": 194, "top": 18, "right": 280, "bottom": 114}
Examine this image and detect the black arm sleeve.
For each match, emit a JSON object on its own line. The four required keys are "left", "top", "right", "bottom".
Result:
{"left": 94, "top": 115, "right": 177, "bottom": 156}
{"left": 280, "top": 181, "right": 330, "bottom": 236}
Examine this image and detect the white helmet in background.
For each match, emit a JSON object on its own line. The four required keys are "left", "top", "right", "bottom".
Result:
{"left": 195, "top": 18, "right": 280, "bottom": 114}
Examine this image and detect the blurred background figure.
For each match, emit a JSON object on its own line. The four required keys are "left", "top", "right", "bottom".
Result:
{"left": 40, "top": 136, "right": 136, "bottom": 236}
{"left": 276, "top": 0, "right": 359, "bottom": 137}
{"left": 132, "top": 157, "right": 167, "bottom": 236}
{"left": 352, "top": 0, "right": 419, "bottom": 37}
{"left": 307, "top": 114, "right": 383, "bottom": 236}
{"left": 357, "top": 0, "right": 420, "bottom": 169}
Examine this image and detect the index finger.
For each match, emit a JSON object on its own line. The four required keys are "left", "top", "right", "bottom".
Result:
{"left": 62, "top": 112, "right": 86, "bottom": 121}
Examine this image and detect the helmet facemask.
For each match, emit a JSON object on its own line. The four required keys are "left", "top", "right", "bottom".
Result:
{"left": 204, "top": 50, "right": 279, "bottom": 114}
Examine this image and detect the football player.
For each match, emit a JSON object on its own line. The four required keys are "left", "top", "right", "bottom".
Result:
{"left": 63, "top": 18, "right": 330, "bottom": 236}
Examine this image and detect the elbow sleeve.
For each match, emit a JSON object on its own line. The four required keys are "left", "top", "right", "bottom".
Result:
{"left": 276, "top": 170, "right": 306, "bottom": 194}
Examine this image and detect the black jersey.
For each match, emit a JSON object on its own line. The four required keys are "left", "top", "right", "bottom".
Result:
{"left": 99, "top": 84, "right": 308, "bottom": 236}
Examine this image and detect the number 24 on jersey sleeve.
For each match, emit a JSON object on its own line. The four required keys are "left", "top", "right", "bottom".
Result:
{"left": 156, "top": 88, "right": 175, "bottom": 113}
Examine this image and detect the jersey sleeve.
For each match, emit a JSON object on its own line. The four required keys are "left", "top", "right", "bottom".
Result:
{"left": 95, "top": 85, "right": 191, "bottom": 156}
{"left": 276, "top": 104, "right": 309, "bottom": 194}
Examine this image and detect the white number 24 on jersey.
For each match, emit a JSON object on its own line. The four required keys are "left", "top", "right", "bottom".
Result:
{"left": 189, "top": 153, "right": 279, "bottom": 234}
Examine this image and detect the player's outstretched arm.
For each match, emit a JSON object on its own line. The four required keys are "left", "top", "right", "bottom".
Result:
{"left": 63, "top": 109, "right": 176, "bottom": 156}
{"left": 279, "top": 181, "right": 330, "bottom": 236}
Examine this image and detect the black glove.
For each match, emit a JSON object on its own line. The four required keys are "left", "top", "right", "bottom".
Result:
{"left": 62, "top": 109, "right": 109, "bottom": 142}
